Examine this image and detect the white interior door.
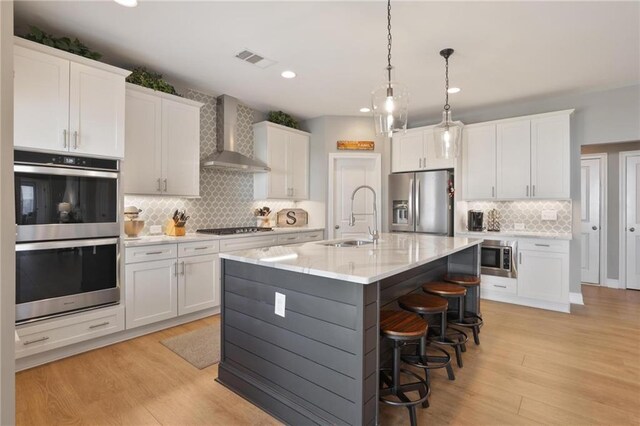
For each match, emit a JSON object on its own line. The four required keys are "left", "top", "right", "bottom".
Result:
{"left": 626, "top": 155, "right": 640, "bottom": 290}
{"left": 330, "top": 155, "right": 381, "bottom": 240}
{"left": 581, "top": 158, "right": 600, "bottom": 284}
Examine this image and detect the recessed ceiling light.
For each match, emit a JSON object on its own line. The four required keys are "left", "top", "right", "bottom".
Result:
{"left": 281, "top": 70, "right": 296, "bottom": 79}
{"left": 360, "top": 107, "right": 371, "bottom": 113}
{"left": 447, "top": 87, "right": 461, "bottom": 94}
{"left": 114, "top": 0, "right": 137, "bottom": 7}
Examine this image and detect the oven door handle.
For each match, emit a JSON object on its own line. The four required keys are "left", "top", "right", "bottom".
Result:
{"left": 14, "top": 165, "right": 118, "bottom": 180}
{"left": 16, "top": 238, "right": 119, "bottom": 252}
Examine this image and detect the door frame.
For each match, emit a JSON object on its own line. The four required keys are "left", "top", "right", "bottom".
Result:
{"left": 619, "top": 150, "right": 640, "bottom": 289}
{"left": 581, "top": 154, "right": 608, "bottom": 286}
{"left": 327, "top": 153, "right": 382, "bottom": 240}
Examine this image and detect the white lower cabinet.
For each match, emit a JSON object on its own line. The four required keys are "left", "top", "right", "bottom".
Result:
{"left": 125, "top": 258, "right": 178, "bottom": 329}
{"left": 15, "top": 304, "right": 124, "bottom": 358}
{"left": 517, "top": 241, "right": 569, "bottom": 304}
{"left": 178, "top": 254, "right": 220, "bottom": 316}
{"left": 124, "top": 241, "right": 220, "bottom": 330}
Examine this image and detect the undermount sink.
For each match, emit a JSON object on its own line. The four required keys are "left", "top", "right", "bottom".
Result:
{"left": 320, "top": 239, "right": 374, "bottom": 248}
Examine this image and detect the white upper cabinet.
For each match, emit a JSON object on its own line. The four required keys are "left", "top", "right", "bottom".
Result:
{"left": 392, "top": 130, "right": 423, "bottom": 172}
{"left": 13, "top": 38, "right": 129, "bottom": 158}
{"left": 123, "top": 84, "right": 203, "bottom": 197}
{"left": 462, "top": 124, "right": 497, "bottom": 200}
{"left": 162, "top": 97, "right": 201, "bottom": 197}
{"left": 122, "top": 89, "right": 162, "bottom": 194}
{"left": 254, "top": 122, "right": 310, "bottom": 200}
{"left": 496, "top": 120, "right": 531, "bottom": 199}
{"left": 391, "top": 126, "right": 455, "bottom": 173}
{"left": 531, "top": 115, "right": 570, "bottom": 198}
{"left": 462, "top": 110, "right": 572, "bottom": 201}
{"left": 14, "top": 45, "right": 70, "bottom": 153}
{"left": 68, "top": 63, "right": 125, "bottom": 158}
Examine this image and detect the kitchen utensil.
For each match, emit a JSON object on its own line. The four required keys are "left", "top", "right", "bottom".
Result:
{"left": 124, "top": 220, "right": 145, "bottom": 237}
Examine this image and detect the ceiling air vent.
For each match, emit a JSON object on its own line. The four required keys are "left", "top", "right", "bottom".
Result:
{"left": 235, "top": 49, "right": 276, "bottom": 69}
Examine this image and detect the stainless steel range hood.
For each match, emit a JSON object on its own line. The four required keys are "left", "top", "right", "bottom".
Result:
{"left": 201, "top": 94, "right": 270, "bottom": 172}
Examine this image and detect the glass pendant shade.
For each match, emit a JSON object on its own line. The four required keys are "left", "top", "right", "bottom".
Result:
{"left": 434, "top": 110, "right": 463, "bottom": 159}
{"left": 371, "top": 80, "right": 409, "bottom": 137}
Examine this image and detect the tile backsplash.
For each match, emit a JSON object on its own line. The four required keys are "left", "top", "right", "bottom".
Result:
{"left": 462, "top": 200, "right": 572, "bottom": 234}
{"left": 124, "top": 88, "right": 296, "bottom": 235}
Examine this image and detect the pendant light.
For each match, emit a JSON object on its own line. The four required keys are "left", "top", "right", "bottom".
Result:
{"left": 371, "top": 0, "right": 408, "bottom": 137}
{"left": 434, "top": 48, "right": 463, "bottom": 159}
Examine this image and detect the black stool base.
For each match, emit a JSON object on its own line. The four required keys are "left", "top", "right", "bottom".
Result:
{"left": 380, "top": 368, "right": 430, "bottom": 426}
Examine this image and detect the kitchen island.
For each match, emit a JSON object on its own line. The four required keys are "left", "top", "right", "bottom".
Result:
{"left": 217, "top": 233, "right": 482, "bottom": 426}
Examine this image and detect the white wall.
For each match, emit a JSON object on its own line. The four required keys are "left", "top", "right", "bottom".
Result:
{"left": 299, "top": 116, "right": 388, "bottom": 235}
{"left": 0, "top": 1, "right": 16, "bottom": 423}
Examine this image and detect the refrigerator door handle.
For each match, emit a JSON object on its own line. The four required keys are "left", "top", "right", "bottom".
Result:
{"left": 415, "top": 177, "right": 420, "bottom": 228}
{"left": 408, "top": 178, "right": 414, "bottom": 230}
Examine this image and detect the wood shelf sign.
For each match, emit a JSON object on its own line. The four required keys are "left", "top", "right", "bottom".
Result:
{"left": 337, "top": 140, "right": 375, "bottom": 151}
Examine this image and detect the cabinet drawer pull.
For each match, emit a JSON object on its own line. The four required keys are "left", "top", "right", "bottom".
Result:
{"left": 534, "top": 244, "right": 550, "bottom": 247}
{"left": 73, "top": 131, "right": 79, "bottom": 149}
{"left": 532, "top": 185, "right": 536, "bottom": 197}
{"left": 285, "top": 237, "right": 297, "bottom": 241}
{"left": 308, "top": 235, "right": 319, "bottom": 238}
{"left": 519, "top": 252, "right": 522, "bottom": 264}
{"left": 23, "top": 336, "right": 49, "bottom": 345}
{"left": 493, "top": 284, "right": 507, "bottom": 288}
{"left": 89, "top": 321, "right": 110, "bottom": 329}
{"left": 157, "top": 178, "right": 162, "bottom": 192}
{"left": 145, "top": 251, "right": 164, "bottom": 255}
{"left": 63, "top": 129, "right": 68, "bottom": 148}
{"left": 526, "top": 185, "right": 529, "bottom": 197}
{"left": 163, "top": 179, "right": 168, "bottom": 192}
{"left": 193, "top": 246, "right": 208, "bottom": 251}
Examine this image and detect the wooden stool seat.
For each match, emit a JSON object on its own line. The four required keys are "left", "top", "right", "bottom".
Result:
{"left": 443, "top": 273, "right": 481, "bottom": 287}
{"left": 398, "top": 294, "right": 448, "bottom": 315}
{"left": 422, "top": 282, "right": 467, "bottom": 297}
{"left": 380, "top": 310, "right": 428, "bottom": 340}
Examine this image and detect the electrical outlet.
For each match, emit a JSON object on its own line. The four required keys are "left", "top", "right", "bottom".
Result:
{"left": 274, "top": 292, "right": 286, "bottom": 317}
{"left": 149, "top": 225, "right": 162, "bottom": 235}
{"left": 541, "top": 210, "right": 558, "bottom": 221}
{"left": 514, "top": 223, "right": 525, "bottom": 231}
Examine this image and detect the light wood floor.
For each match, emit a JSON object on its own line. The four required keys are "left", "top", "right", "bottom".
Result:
{"left": 16, "top": 286, "right": 640, "bottom": 425}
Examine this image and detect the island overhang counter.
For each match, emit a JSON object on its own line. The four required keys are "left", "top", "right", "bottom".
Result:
{"left": 217, "top": 233, "right": 482, "bottom": 426}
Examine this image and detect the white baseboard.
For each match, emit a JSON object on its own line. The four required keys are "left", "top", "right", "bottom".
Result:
{"left": 15, "top": 306, "right": 220, "bottom": 371}
{"left": 569, "top": 292, "right": 584, "bottom": 305}
{"left": 605, "top": 278, "right": 621, "bottom": 289}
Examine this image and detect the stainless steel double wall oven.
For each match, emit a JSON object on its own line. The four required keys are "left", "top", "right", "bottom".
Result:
{"left": 14, "top": 150, "right": 121, "bottom": 323}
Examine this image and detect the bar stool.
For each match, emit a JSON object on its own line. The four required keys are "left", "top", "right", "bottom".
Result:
{"left": 397, "top": 293, "right": 456, "bottom": 384}
{"left": 443, "top": 273, "right": 484, "bottom": 345}
{"left": 379, "top": 310, "right": 430, "bottom": 426}
{"left": 421, "top": 282, "right": 469, "bottom": 368}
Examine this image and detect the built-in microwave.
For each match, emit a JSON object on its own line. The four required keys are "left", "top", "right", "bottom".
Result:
{"left": 480, "top": 240, "right": 517, "bottom": 278}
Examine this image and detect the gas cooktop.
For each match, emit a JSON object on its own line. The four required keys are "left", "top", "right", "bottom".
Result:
{"left": 196, "top": 227, "right": 273, "bottom": 235}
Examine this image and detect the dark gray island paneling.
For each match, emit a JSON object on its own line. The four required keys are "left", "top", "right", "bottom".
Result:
{"left": 217, "top": 234, "right": 481, "bottom": 425}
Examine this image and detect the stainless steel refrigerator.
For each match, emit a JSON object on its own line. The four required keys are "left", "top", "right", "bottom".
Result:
{"left": 389, "top": 170, "right": 454, "bottom": 235}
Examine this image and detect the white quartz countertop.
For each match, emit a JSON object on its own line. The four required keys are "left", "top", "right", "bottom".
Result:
{"left": 122, "top": 227, "right": 325, "bottom": 247}
{"left": 456, "top": 231, "right": 572, "bottom": 241}
{"left": 219, "top": 233, "right": 483, "bottom": 284}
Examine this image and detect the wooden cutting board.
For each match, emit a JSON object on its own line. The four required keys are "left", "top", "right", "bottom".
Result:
{"left": 276, "top": 209, "right": 308, "bottom": 227}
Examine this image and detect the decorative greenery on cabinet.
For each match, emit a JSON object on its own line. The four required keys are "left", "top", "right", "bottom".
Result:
{"left": 126, "top": 67, "right": 180, "bottom": 96}
{"left": 267, "top": 111, "right": 299, "bottom": 129}
{"left": 21, "top": 26, "right": 102, "bottom": 60}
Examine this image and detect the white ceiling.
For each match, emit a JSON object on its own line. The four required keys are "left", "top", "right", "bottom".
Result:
{"left": 14, "top": 1, "right": 640, "bottom": 124}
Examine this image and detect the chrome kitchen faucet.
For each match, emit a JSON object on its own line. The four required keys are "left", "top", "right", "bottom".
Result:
{"left": 349, "top": 185, "right": 379, "bottom": 243}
